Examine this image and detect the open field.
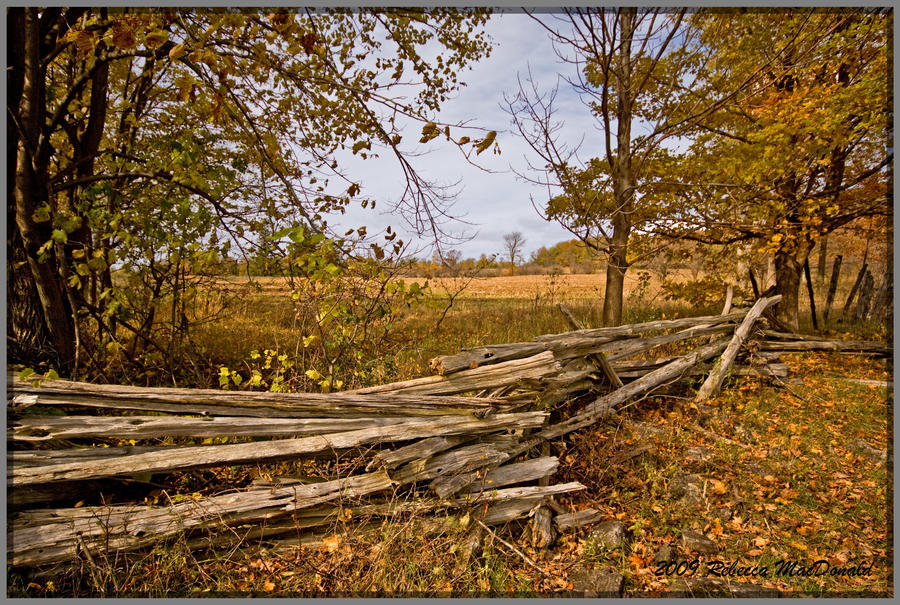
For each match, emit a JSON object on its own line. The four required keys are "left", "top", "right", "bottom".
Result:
{"left": 190, "top": 270, "right": 888, "bottom": 390}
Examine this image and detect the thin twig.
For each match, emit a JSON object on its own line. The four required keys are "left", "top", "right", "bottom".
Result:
{"left": 77, "top": 535, "right": 106, "bottom": 596}
{"left": 475, "top": 519, "right": 552, "bottom": 577}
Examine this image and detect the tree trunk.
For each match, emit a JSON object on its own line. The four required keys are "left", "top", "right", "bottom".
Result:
{"left": 823, "top": 254, "right": 842, "bottom": 323}
{"left": 12, "top": 8, "right": 77, "bottom": 372}
{"left": 773, "top": 249, "right": 803, "bottom": 332}
{"left": 803, "top": 258, "right": 818, "bottom": 331}
{"left": 602, "top": 222, "right": 629, "bottom": 327}
{"left": 841, "top": 262, "right": 869, "bottom": 322}
{"left": 816, "top": 235, "right": 828, "bottom": 285}
{"left": 765, "top": 255, "right": 776, "bottom": 288}
{"left": 603, "top": 8, "right": 635, "bottom": 328}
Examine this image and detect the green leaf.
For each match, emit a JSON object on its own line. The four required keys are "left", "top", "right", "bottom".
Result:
{"left": 32, "top": 204, "right": 51, "bottom": 223}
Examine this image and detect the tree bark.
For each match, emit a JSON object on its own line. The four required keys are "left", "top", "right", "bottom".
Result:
{"left": 602, "top": 8, "right": 636, "bottom": 328}
{"left": 817, "top": 235, "right": 828, "bottom": 284}
{"left": 823, "top": 254, "right": 842, "bottom": 323}
{"left": 603, "top": 221, "right": 630, "bottom": 327}
{"left": 773, "top": 249, "right": 803, "bottom": 332}
{"left": 853, "top": 271, "right": 875, "bottom": 322}
{"left": 11, "top": 8, "right": 77, "bottom": 372}
{"left": 841, "top": 262, "right": 869, "bottom": 322}
{"left": 803, "top": 258, "right": 818, "bottom": 331}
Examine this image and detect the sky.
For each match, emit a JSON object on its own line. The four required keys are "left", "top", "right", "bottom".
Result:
{"left": 331, "top": 12, "right": 607, "bottom": 261}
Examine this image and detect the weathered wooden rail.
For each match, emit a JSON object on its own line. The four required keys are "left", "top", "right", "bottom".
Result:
{"left": 9, "top": 294, "right": 887, "bottom": 569}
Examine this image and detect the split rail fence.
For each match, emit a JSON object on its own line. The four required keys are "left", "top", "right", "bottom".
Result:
{"left": 7, "top": 295, "right": 889, "bottom": 569}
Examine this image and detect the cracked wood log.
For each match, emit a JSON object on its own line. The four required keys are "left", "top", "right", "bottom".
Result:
{"left": 757, "top": 339, "right": 890, "bottom": 355}
{"left": 431, "top": 456, "right": 559, "bottom": 499}
{"left": 452, "top": 482, "right": 585, "bottom": 504}
{"left": 429, "top": 342, "right": 548, "bottom": 375}
{"left": 196, "top": 489, "right": 574, "bottom": 558}
{"left": 427, "top": 336, "right": 624, "bottom": 377}
{"left": 365, "top": 435, "right": 472, "bottom": 471}
{"left": 346, "top": 351, "right": 562, "bottom": 395}
{"left": 528, "top": 505, "right": 556, "bottom": 548}
{"left": 534, "top": 311, "right": 749, "bottom": 342}
{"left": 8, "top": 378, "right": 511, "bottom": 418}
{"left": 10, "top": 415, "right": 411, "bottom": 442}
{"left": 611, "top": 360, "right": 788, "bottom": 380}
{"left": 391, "top": 442, "right": 508, "bottom": 486}
{"left": 428, "top": 311, "right": 749, "bottom": 377}
{"left": 558, "top": 304, "right": 623, "bottom": 389}
{"left": 9, "top": 467, "right": 583, "bottom": 567}
{"left": 502, "top": 337, "right": 733, "bottom": 461}
{"left": 11, "top": 412, "right": 546, "bottom": 487}
{"left": 555, "top": 507, "right": 604, "bottom": 530}
{"left": 603, "top": 323, "right": 735, "bottom": 363}
{"left": 461, "top": 456, "right": 560, "bottom": 494}
{"left": 9, "top": 470, "right": 395, "bottom": 567}
{"left": 696, "top": 296, "right": 782, "bottom": 401}
{"left": 721, "top": 285, "right": 734, "bottom": 315}
{"left": 635, "top": 363, "right": 787, "bottom": 379}
{"left": 9, "top": 444, "right": 190, "bottom": 469}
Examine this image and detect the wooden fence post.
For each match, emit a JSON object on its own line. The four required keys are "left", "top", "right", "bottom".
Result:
{"left": 823, "top": 254, "right": 842, "bottom": 323}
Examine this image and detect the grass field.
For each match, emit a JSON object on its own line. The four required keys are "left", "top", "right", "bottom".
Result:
{"left": 9, "top": 272, "right": 892, "bottom": 596}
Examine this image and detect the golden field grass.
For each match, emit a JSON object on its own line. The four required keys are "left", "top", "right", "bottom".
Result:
{"left": 220, "top": 268, "right": 696, "bottom": 299}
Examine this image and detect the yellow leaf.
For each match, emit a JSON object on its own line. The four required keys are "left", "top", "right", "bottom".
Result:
{"left": 322, "top": 534, "right": 342, "bottom": 553}
{"left": 75, "top": 30, "right": 95, "bottom": 55}
{"left": 711, "top": 479, "right": 727, "bottom": 495}
{"left": 111, "top": 24, "right": 136, "bottom": 49}
{"left": 753, "top": 536, "right": 769, "bottom": 547}
{"left": 475, "top": 130, "right": 497, "bottom": 155}
{"left": 145, "top": 29, "right": 169, "bottom": 49}
{"left": 262, "top": 580, "right": 276, "bottom": 592}
{"left": 169, "top": 42, "right": 187, "bottom": 60}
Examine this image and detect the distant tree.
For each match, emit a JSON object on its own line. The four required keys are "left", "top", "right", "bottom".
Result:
{"left": 503, "top": 231, "right": 526, "bottom": 273}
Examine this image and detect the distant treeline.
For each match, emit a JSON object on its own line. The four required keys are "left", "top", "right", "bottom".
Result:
{"left": 226, "top": 217, "right": 886, "bottom": 283}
